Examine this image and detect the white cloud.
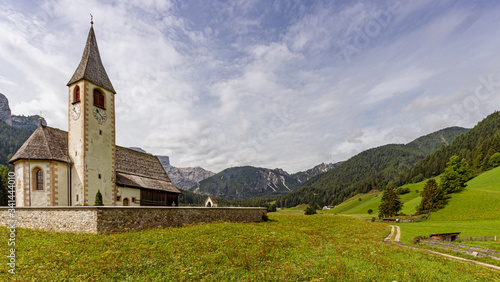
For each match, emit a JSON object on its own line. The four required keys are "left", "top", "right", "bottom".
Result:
{"left": 2, "top": 1, "right": 500, "bottom": 173}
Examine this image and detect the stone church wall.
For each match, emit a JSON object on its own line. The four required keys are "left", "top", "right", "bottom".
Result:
{"left": 0, "top": 207, "right": 267, "bottom": 234}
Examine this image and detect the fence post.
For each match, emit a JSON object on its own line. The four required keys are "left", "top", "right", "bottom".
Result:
{"left": 482, "top": 236, "right": 485, "bottom": 241}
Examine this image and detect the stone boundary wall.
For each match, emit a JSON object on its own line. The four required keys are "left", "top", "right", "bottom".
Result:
{"left": 0, "top": 207, "right": 267, "bottom": 234}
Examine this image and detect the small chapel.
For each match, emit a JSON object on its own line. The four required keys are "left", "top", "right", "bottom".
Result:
{"left": 9, "top": 22, "right": 181, "bottom": 207}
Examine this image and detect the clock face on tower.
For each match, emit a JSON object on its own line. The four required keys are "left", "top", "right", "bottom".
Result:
{"left": 93, "top": 108, "right": 107, "bottom": 124}
{"left": 71, "top": 104, "right": 81, "bottom": 120}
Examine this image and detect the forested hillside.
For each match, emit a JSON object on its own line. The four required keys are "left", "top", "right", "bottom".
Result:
{"left": 405, "top": 111, "right": 500, "bottom": 181}
{"left": 282, "top": 126, "right": 468, "bottom": 208}
{"left": 0, "top": 121, "right": 32, "bottom": 167}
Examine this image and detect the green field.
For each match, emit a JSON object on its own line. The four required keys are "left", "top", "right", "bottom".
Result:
{"left": 2, "top": 214, "right": 499, "bottom": 281}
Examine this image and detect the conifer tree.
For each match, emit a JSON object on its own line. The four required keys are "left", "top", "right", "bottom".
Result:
{"left": 416, "top": 179, "right": 447, "bottom": 214}
{"left": 378, "top": 186, "right": 403, "bottom": 218}
{"left": 94, "top": 190, "right": 104, "bottom": 206}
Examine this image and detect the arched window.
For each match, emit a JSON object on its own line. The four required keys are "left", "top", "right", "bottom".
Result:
{"left": 34, "top": 169, "right": 44, "bottom": 190}
{"left": 93, "top": 89, "right": 105, "bottom": 109}
{"left": 74, "top": 86, "right": 80, "bottom": 103}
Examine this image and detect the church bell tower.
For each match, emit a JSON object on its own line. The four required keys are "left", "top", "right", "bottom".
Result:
{"left": 67, "top": 21, "right": 117, "bottom": 206}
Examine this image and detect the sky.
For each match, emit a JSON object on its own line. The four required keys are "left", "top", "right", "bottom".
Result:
{"left": 1, "top": 0, "right": 500, "bottom": 173}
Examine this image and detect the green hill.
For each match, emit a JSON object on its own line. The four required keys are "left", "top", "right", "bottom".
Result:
{"left": 330, "top": 165, "right": 500, "bottom": 222}
{"left": 283, "top": 127, "right": 467, "bottom": 208}
{"left": 396, "top": 167, "right": 500, "bottom": 256}
{"left": 324, "top": 181, "right": 426, "bottom": 219}
{"left": 429, "top": 165, "right": 500, "bottom": 221}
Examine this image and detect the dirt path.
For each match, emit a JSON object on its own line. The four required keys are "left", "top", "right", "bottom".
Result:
{"left": 386, "top": 225, "right": 500, "bottom": 271}
{"left": 384, "top": 225, "right": 395, "bottom": 242}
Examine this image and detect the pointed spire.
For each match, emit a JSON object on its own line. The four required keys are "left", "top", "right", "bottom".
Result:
{"left": 67, "top": 24, "right": 116, "bottom": 93}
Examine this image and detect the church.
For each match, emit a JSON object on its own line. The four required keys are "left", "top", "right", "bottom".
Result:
{"left": 9, "top": 22, "right": 181, "bottom": 207}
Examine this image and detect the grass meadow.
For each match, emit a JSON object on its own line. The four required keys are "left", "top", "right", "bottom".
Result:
{"left": 2, "top": 214, "right": 500, "bottom": 281}
{"left": 313, "top": 166, "right": 500, "bottom": 269}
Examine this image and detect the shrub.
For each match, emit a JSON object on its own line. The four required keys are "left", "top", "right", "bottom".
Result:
{"left": 267, "top": 204, "right": 277, "bottom": 212}
{"left": 371, "top": 217, "right": 376, "bottom": 222}
{"left": 358, "top": 198, "right": 362, "bottom": 201}
{"left": 440, "top": 156, "right": 472, "bottom": 194}
{"left": 304, "top": 205, "right": 317, "bottom": 215}
{"left": 489, "top": 152, "right": 500, "bottom": 168}
{"left": 94, "top": 190, "right": 103, "bottom": 206}
{"left": 412, "top": 236, "right": 427, "bottom": 244}
{"left": 411, "top": 173, "right": 424, "bottom": 183}
{"left": 367, "top": 209, "right": 373, "bottom": 214}
{"left": 262, "top": 214, "right": 269, "bottom": 221}
{"left": 396, "top": 187, "right": 410, "bottom": 195}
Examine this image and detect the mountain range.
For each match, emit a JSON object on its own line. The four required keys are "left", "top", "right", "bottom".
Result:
{"left": 4, "top": 92, "right": 500, "bottom": 211}
{"left": 282, "top": 126, "right": 470, "bottom": 208}
{"left": 282, "top": 112, "right": 500, "bottom": 208}
{"left": 187, "top": 162, "right": 341, "bottom": 200}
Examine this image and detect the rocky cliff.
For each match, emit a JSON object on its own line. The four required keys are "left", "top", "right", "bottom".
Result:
{"left": 129, "top": 148, "right": 215, "bottom": 191}
{"left": 0, "top": 93, "right": 12, "bottom": 126}
{"left": 156, "top": 155, "right": 215, "bottom": 190}
{"left": 164, "top": 165, "right": 216, "bottom": 191}
{"left": 0, "top": 93, "right": 46, "bottom": 131}
{"left": 291, "top": 162, "right": 342, "bottom": 184}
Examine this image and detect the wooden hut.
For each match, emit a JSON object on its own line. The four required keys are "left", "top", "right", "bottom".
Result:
{"left": 429, "top": 232, "right": 461, "bottom": 242}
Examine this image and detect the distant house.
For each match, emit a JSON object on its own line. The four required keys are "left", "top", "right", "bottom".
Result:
{"left": 382, "top": 218, "right": 398, "bottom": 222}
{"left": 205, "top": 196, "right": 218, "bottom": 207}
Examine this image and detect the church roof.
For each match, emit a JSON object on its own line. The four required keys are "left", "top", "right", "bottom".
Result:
{"left": 9, "top": 125, "right": 69, "bottom": 163}
{"left": 67, "top": 25, "right": 116, "bottom": 94}
{"left": 9, "top": 126, "right": 180, "bottom": 194}
{"left": 116, "top": 147, "right": 180, "bottom": 193}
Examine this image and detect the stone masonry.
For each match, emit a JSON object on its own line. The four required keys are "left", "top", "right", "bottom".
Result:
{"left": 0, "top": 207, "right": 267, "bottom": 234}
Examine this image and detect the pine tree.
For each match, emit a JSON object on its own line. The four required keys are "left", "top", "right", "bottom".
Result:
{"left": 417, "top": 179, "right": 447, "bottom": 214}
{"left": 378, "top": 186, "right": 403, "bottom": 218}
{"left": 94, "top": 190, "right": 104, "bottom": 206}
{"left": 0, "top": 165, "right": 10, "bottom": 206}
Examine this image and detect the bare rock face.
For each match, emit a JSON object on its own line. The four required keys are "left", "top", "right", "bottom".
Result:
{"left": 129, "top": 148, "right": 215, "bottom": 191}
{"left": 163, "top": 165, "right": 216, "bottom": 191}
{"left": 0, "top": 93, "right": 12, "bottom": 126}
